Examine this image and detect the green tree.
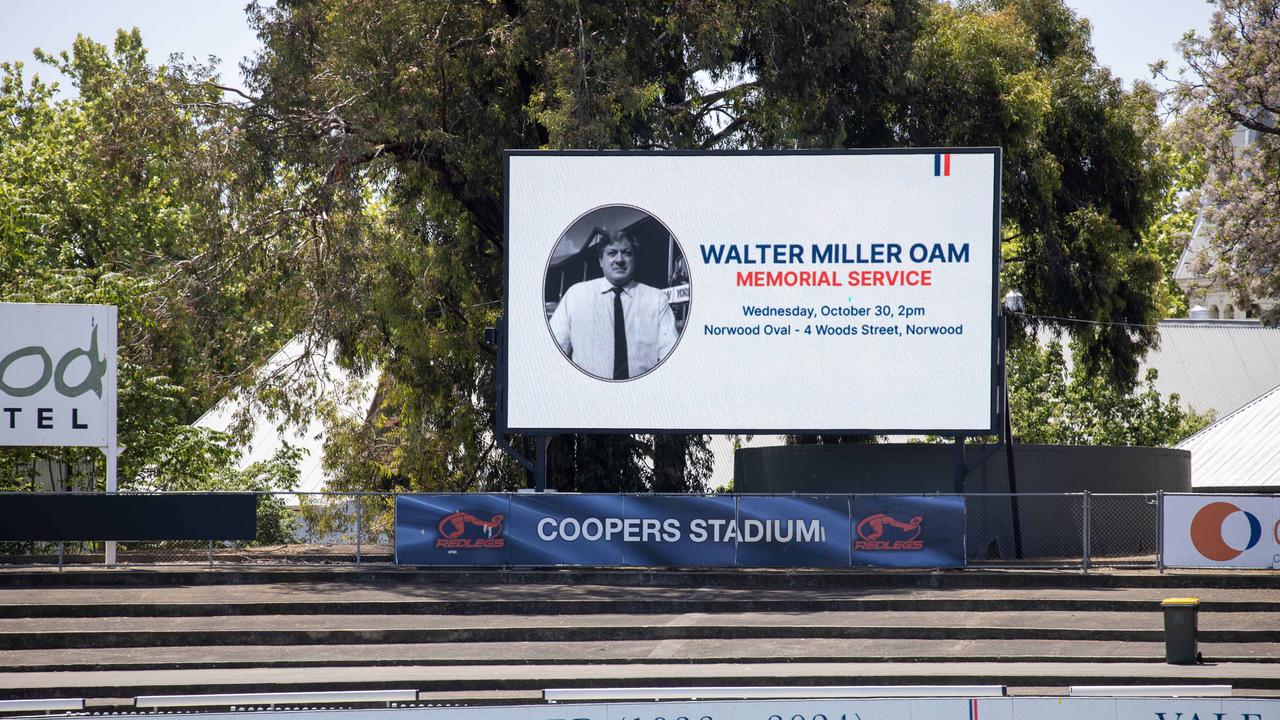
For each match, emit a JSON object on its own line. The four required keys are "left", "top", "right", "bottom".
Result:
{"left": 1140, "top": 141, "right": 1205, "bottom": 320}
{"left": 0, "top": 31, "right": 307, "bottom": 490}
{"left": 1008, "top": 338, "right": 1212, "bottom": 446}
{"left": 902, "top": 0, "right": 1170, "bottom": 386}
{"left": 1164, "top": 0, "right": 1279, "bottom": 320}
{"left": 242, "top": 0, "right": 1178, "bottom": 488}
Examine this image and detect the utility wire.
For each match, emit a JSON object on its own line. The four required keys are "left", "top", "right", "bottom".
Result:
{"left": 1010, "top": 310, "right": 1166, "bottom": 331}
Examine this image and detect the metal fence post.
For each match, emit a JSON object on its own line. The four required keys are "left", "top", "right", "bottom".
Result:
{"left": 58, "top": 542, "right": 64, "bottom": 572}
{"left": 207, "top": 540, "right": 213, "bottom": 569}
{"left": 1156, "top": 490, "right": 1165, "bottom": 573}
{"left": 1081, "top": 491, "right": 1091, "bottom": 574}
{"left": 355, "top": 493, "right": 362, "bottom": 565}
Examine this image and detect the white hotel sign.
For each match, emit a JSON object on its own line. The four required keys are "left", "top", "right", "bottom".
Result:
{"left": 0, "top": 303, "right": 117, "bottom": 448}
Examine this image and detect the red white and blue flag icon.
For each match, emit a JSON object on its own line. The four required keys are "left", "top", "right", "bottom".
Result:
{"left": 933, "top": 152, "right": 951, "bottom": 177}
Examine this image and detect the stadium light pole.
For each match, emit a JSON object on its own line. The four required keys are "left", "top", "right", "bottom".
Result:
{"left": 1003, "top": 290, "right": 1024, "bottom": 560}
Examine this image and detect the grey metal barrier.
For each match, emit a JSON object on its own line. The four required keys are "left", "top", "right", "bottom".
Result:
{"left": 0, "top": 492, "right": 398, "bottom": 568}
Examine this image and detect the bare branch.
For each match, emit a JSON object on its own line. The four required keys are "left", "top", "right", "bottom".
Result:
{"left": 210, "top": 83, "right": 260, "bottom": 103}
{"left": 700, "top": 114, "right": 748, "bottom": 149}
{"left": 664, "top": 81, "right": 760, "bottom": 114}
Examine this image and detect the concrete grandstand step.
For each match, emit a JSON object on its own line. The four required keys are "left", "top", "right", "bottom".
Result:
{"left": 5, "top": 660, "right": 1280, "bottom": 701}
{"left": 3, "top": 639, "right": 1279, "bottom": 673}
{"left": 5, "top": 610, "right": 1280, "bottom": 649}
{"left": 3, "top": 567, "right": 1280, "bottom": 590}
{"left": 4, "top": 581, "right": 1275, "bottom": 605}
{"left": 5, "top": 595, "right": 1280, "bottom": 617}
{"left": 4, "top": 568, "right": 1278, "bottom": 705}
{"left": 11, "top": 609, "right": 1280, "bottom": 632}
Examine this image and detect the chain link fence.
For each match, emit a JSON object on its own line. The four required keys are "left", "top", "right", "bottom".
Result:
{"left": 964, "top": 493, "right": 1160, "bottom": 569}
{"left": 0, "top": 491, "right": 1162, "bottom": 569}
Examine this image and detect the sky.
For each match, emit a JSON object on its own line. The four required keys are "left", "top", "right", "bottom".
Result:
{"left": 0, "top": 0, "right": 1218, "bottom": 94}
{"left": 1063, "top": 0, "right": 1216, "bottom": 91}
{"left": 0, "top": 1, "right": 262, "bottom": 86}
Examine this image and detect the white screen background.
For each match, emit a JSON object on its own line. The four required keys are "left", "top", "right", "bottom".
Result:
{"left": 506, "top": 152, "right": 997, "bottom": 432}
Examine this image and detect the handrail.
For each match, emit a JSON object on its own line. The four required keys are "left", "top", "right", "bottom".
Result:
{"left": 0, "top": 698, "right": 85, "bottom": 713}
{"left": 544, "top": 686, "right": 1007, "bottom": 702}
{"left": 134, "top": 689, "right": 418, "bottom": 708}
{"left": 1069, "top": 685, "right": 1231, "bottom": 697}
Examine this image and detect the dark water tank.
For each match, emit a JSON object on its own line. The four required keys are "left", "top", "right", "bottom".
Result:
{"left": 735, "top": 443, "right": 1190, "bottom": 495}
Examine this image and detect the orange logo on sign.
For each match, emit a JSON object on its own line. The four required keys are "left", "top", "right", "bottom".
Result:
{"left": 1189, "top": 502, "right": 1261, "bottom": 561}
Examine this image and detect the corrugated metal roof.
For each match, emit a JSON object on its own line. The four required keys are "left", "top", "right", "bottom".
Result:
{"left": 1178, "top": 382, "right": 1280, "bottom": 489}
{"left": 1143, "top": 319, "right": 1280, "bottom": 418}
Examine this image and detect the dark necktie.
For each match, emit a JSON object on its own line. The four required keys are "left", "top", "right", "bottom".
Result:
{"left": 612, "top": 287, "right": 628, "bottom": 380}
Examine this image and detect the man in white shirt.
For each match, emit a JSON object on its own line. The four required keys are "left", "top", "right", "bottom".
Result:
{"left": 549, "top": 228, "right": 678, "bottom": 380}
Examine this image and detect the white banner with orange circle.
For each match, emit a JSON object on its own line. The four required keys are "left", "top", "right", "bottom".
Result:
{"left": 1163, "top": 494, "right": 1279, "bottom": 569}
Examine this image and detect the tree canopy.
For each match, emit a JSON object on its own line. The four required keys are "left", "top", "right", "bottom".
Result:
{"left": 1007, "top": 339, "right": 1212, "bottom": 446}
{"left": 238, "top": 0, "right": 1178, "bottom": 489}
{"left": 1, "top": 0, "right": 1204, "bottom": 494}
{"left": 0, "top": 32, "right": 306, "bottom": 491}
{"left": 1165, "top": 0, "right": 1279, "bottom": 320}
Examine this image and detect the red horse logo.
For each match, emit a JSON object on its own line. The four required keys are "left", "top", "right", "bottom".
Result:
{"left": 855, "top": 513, "right": 924, "bottom": 550}
{"left": 435, "top": 507, "right": 504, "bottom": 545}
{"left": 438, "top": 511, "right": 505, "bottom": 538}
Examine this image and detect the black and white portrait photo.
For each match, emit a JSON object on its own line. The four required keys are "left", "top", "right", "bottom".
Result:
{"left": 544, "top": 205, "right": 690, "bottom": 381}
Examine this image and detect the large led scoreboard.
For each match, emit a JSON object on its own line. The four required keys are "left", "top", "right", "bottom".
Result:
{"left": 501, "top": 149, "right": 1001, "bottom": 435}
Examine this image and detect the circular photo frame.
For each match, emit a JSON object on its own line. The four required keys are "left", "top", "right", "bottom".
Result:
{"left": 543, "top": 205, "right": 691, "bottom": 382}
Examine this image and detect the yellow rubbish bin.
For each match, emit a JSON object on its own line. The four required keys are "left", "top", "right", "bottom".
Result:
{"left": 1161, "top": 597, "right": 1200, "bottom": 665}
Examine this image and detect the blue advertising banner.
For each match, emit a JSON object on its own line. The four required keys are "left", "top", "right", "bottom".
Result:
{"left": 735, "top": 495, "right": 851, "bottom": 567}
{"left": 507, "top": 493, "right": 627, "bottom": 566}
{"left": 849, "top": 495, "right": 965, "bottom": 567}
{"left": 394, "top": 493, "right": 965, "bottom": 568}
{"left": 396, "top": 494, "right": 510, "bottom": 566}
{"left": 620, "top": 495, "right": 737, "bottom": 566}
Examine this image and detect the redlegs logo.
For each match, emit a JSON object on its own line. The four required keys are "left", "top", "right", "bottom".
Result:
{"left": 1190, "top": 501, "right": 1261, "bottom": 561}
{"left": 854, "top": 513, "right": 923, "bottom": 551}
{"left": 436, "top": 511, "right": 505, "bottom": 549}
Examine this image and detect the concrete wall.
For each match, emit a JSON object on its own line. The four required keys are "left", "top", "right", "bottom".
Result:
{"left": 735, "top": 443, "right": 1190, "bottom": 561}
